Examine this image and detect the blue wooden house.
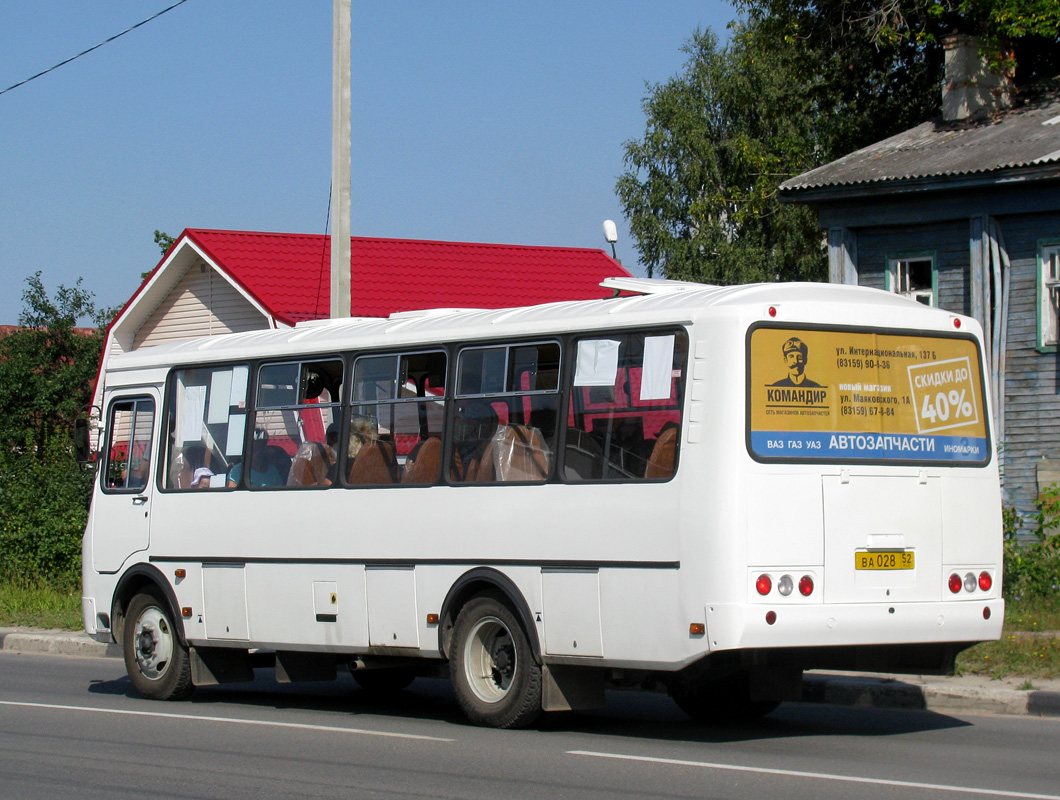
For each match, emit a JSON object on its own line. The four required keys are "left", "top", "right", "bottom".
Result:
{"left": 780, "top": 35, "right": 1060, "bottom": 524}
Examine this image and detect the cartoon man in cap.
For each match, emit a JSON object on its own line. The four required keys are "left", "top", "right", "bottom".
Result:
{"left": 772, "top": 337, "right": 821, "bottom": 387}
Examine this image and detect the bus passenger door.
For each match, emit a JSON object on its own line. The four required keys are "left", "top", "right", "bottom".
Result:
{"left": 91, "top": 392, "right": 158, "bottom": 573}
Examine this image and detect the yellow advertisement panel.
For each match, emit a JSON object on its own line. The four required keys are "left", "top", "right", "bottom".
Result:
{"left": 747, "top": 325, "right": 989, "bottom": 464}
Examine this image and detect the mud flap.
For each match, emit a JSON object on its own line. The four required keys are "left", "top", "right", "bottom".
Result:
{"left": 190, "top": 646, "right": 254, "bottom": 686}
{"left": 541, "top": 664, "right": 606, "bottom": 711}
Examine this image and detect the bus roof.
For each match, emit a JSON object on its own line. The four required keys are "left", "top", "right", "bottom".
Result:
{"left": 104, "top": 280, "right": 969, "bottom": 373}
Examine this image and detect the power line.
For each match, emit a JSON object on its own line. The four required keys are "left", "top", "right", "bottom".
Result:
{"left": 0, "top": 0, "right": 191, "bottom": 98}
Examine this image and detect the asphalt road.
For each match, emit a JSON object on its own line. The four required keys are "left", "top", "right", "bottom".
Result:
{"left": 2, "top": 651, "right": 1059, "bottom": 800}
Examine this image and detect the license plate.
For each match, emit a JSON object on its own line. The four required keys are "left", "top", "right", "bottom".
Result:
{"left": 855, "top": 551, "right": 915, "bottom": 570}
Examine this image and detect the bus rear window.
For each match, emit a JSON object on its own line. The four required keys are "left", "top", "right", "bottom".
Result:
{"left": 746, "top": 325, "right": 990, "bottom": 465}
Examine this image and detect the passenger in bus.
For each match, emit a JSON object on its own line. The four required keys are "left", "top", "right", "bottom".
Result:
{"left": 123, "top": 457, "right": 149, "bottom": 490}
{"left": 346, "top": 415, "right": 377, "bottom": 460}
{"left": 227, "top": 429, "right": 284, "bottom": 488}
{"left": 191, "top": 467, "right": 214, "bottom": 489}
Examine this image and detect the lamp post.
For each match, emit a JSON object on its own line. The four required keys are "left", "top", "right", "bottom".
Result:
{"left": 603, "top": 219, "right": 618, "bottom": 260}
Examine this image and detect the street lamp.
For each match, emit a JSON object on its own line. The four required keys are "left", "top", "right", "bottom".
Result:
{"left": 602, "top": 219, "right": 618, "bottom": 260}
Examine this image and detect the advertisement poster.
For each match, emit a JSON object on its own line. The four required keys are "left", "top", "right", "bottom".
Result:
{"left": 747, "top": 326, "right": 990, "bottom": 464}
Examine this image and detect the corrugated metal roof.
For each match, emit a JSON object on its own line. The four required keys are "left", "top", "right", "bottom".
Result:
{"left": 180, "top": 229, "right": 631, "bottom": 324}
{"left": 781, "top": 91, "right": 1060, "bottom": 195}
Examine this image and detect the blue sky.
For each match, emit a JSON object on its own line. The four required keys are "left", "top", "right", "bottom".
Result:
{"left": 1, "top": 1, "right": 734, "bottom": 324}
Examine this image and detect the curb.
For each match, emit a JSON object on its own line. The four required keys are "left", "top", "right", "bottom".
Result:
{"left": 802, "top": 672, "right": 1060, "bottom": 718}
{"left": 3, "top": 629, "right": 1057, "bottom": 718}
{"left": 0, "top": 629, "right": 121, "bottom": 659}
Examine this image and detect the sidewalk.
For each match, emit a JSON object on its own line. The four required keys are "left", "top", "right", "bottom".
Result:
{"left": 3, "top": 626, "right": 1058, "bottom": 718}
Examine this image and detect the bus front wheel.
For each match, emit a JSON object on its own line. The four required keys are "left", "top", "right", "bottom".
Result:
{"left": 449, "top": 594, "right": 541, "bottom": 728}
{"left": 123, "top": 589, "right": 193, "bottom": 701}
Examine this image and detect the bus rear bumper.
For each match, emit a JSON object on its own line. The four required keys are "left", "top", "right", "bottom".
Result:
{"left": 709, "top": 598, "right": 1004, "bottom": 657}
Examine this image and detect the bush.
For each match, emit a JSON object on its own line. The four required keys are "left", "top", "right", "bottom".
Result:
{"left": 0, "top": 274, "right": 106, "bottom": 587}
{"left": 1003, "top": 485, "right": 1060, "bottom": 600}
{"left": 0, "top": 434, "right": 92, "bottom": 586}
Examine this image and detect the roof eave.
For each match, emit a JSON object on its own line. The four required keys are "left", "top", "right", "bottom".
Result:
{"left": 781, "top": 163, "right": 1060, "bottom": 205}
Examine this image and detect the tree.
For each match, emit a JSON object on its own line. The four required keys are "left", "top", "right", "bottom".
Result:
{"left": 618, "top": 2, "right": 1059, "bottom": 283}
{"left": 153, "top": 230, "right": 175, "bottom": 256}
{"left": 737, "top": 1, "right": 1060, "bottom": 77}
{"left": 0, "top": 274, "right": 109, "bottom": 583}
{"left": 617, "top": 25, "right": 829, "bottom": 283}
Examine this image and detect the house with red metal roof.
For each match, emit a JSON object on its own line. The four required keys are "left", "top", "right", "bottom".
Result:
{"left": 96, "top": 228, "right": 629, "bottom": 405}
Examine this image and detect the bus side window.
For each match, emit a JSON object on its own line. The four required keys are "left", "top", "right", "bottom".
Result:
{"left": 452, "top": 342, "right": 559, "bottom": 483}
{"left": 566, "top": 331, "right": 687, "bottom": 482}
{"left": 103, "top": 397, "right": 155, "bottom": 492}
{"left": 249, "top": 359, "right": 342, "bottom": 489}
{"left": 349, "top": 350, "right": 447, "bottom": 486}
{"left": 165, "top": 365, "right": 249, "bottom": 490}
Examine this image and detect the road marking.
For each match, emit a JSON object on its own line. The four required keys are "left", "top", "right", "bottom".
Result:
{"left": 569, "top": 750, "right": 1060, "bottom": 800}
{"left": 0, "top": 700, "right": 453, "bottom": 742}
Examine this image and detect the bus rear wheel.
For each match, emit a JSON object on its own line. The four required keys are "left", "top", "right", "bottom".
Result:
{"left": 449, "top": 595, "right": 541, "bottom": 728}
{"left": 123, "top": 589, "right": 193, "bottom": 701}
{"left": 670, "top": 671, "right": 779, "bottom": 723}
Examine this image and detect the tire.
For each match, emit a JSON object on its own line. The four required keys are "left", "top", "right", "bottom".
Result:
{"left": 122, "top": 588, "right": 193, "bottom": 701}
{"left": 352, "top": 667, "right": 417, "bottom": 693}
{"left": 670, "top": 671, "right": 779, "bottom": 723}
{"left": 449, "top": 594, "right": 542, "bottom": 728}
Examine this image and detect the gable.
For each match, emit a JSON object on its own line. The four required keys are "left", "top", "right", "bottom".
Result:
{"left": 132, "top": 262, "right": 269, "bottom": 349}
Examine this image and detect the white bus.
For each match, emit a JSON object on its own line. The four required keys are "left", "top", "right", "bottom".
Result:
{"left": 78, "top": 278, "right": 1003, "bottom": 728}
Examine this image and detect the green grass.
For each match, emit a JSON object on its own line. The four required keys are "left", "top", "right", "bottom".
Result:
{"left": 0, "top": 580, "right": 83, "bottom": 630}
{"left": 956, "top": 594, "right": 1060, "bottom": 680}
{"left": 1003, "top": 594, "right": 1060, "bottom": 631}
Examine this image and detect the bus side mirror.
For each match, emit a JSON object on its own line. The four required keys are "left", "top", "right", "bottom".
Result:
{"left": 73, "top": 418, "right": 92, "bottom": 464}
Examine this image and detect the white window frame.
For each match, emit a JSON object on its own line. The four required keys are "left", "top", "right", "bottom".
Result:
{"left": 886, "top": 252, "right": 936, "bottom": 307}
{"left": 1037, "top": 240, "right": 1060, "bottom": 352}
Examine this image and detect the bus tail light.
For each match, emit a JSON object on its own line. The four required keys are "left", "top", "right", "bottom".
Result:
{"left": 978, "top": 571, "right": 992, "bottom": 592}
{"left": 798, "top": 575, "right": 814, "bottom": 596}
{"left": 756, "top": 574, "right": 772, "bottom": 595}
{"left": 948, "top": 573, "right": 962, "bottom": 594}
{"left": 777, "top": 575, "right": 793, "bottom": 596}
{"left": 765, "top": 610, "right": 777, "bottom": 625}
{"left": 963, "top": 572, "right": 977, "bottom": 592}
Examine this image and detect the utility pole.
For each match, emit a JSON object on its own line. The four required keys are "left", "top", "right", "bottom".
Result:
{"left": 330, "top": 0, "right": 352, "bottom": 318}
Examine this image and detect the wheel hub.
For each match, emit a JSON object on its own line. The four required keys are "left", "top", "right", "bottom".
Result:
{"left": 464, "top": 616, "right": 517, "bottom": 703}
{"left": 132, "top": 606, "right": 174, "bottom": 680}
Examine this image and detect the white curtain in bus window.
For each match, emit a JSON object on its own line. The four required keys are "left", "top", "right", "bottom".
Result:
{"left": 640, "top": 335, "right": 676, "bottom": 401}
{"left": 229, "top": 365, "right": 249, "bottom": 407}
{"left": 207, "top": 370, "right": 233, "bottom": 424}
{"left": 225, "top": 414, "right": 246, "bottom": 457}
{"left": 574, "top": 339, "right": 620, "bottom": 387}
{"left": 180, "top": 385, "right": 206, "bottom": 442}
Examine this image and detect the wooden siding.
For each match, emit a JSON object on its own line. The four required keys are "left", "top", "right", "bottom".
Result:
{"left": 854, "top": 220, "right": 970, "bottom": 313}
{"left": 841, "top": 211, "right": 1060, "bottom": 525}
{"left": 133, "top": 265, "right": 266, "bottom": 350}
{"left": 997, "top": 212, "right": 1060, "bottom": 520}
